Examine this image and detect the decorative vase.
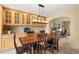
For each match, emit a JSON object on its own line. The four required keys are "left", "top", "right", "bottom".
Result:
{"left": 7, "top": 31, "right": 11, "bottom": 34}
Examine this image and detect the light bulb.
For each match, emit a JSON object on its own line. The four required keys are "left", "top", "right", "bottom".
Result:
{"left": 45, "top": 21, "right": 48, "bottom": 23}
{"left": 33, "top": 19, "right": 35, "bottom": 22}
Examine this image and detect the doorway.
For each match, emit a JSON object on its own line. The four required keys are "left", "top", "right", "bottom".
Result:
{"left": 49, "top": 16, "right": 70, "bottom": 38}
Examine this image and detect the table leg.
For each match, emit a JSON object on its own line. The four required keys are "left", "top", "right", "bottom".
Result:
{"left": 31, "top": 44, "right": 34, "bottom": 54}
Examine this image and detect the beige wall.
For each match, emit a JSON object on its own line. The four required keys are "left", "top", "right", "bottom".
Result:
{"left": 62, "top": 21, "right": 70, "bottom": 35}
{"left": 47, "top": 6, "right": 79, "bottom": 49}
{"left": 62, "top": 21, "right": 70, "bottom": 30}
{"left": 0, "top": 5, "right": 3, "bottom": 51}
{"left": 48, "top": 19, "right": 55, "bottom": 34}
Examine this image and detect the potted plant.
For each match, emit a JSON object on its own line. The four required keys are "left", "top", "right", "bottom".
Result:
{"left": 6, "top": 26, "right": 12, "bottom": 34}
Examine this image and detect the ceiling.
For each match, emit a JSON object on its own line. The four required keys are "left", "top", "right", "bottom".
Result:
{"left": 3, "top": 4, "right": 76, "bottom": 17}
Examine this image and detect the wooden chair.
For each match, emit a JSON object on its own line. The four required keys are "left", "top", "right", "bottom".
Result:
{"left": 14, "top": 34, "right": 28, "bottom": 54}
{"left": 46, "top": 33, "right": 59, "bottom": 53}
{"left": 42, "top": 33, "right": 59, "bottom": 54}
{"left": 52, "top": 35, "right": 59, "bottom": 53}
{"left": 36, "top": 33, "right": 58, "bottom": 54}
{"left": 36, "top": 33, "right": 47, "bottom": 54}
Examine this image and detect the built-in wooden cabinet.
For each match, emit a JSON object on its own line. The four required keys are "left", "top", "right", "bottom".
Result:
{"left": 31, "top": 15, "right": 47, "bottom": 27}
{"left": 14, "top": 13, "right": 20, "bottom": 24}
{"left": 14, "top": 11, "right": 26, "bottom": 25}
{"left": 2, "top": 34, "right": 14, "bottom": 51}
{"left": 14, "top": 12, "right": 20, "bottom": 24}
{"left": 4, "top": 9, "right": 12, "bottom": 24}
{"left": 31, "top": 14, "right": 38, "bottom": 24}
{"left": 38, "top": 16, "right": 46, "bottom": 23}
{"left": 25, "top": 14, "right": 28, "bottom": 24}
{"left": 27, "top": 14, "right": 31, "bottom": 25}
{"left": 2, "top": 33, "right": 27, "bottom": 51}
{"left": 3, "top": 6, "right": 47, "bottom": 27}
{"left": 22, "top": 14, "right": 24, "bottom": 24}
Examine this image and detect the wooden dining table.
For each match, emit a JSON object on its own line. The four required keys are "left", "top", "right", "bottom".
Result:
{"left": 19, "top": 33, "right": 54, "bottom": 54}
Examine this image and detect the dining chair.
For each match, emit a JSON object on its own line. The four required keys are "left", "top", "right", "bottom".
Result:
{"left": 47, "top": 33, "right": 59, "bottom": 53}
{"left": 36, "top": 33, "right": 47, "bottom": 54}
{"left": 14, "top": 34, "right": 28, "bottom": 54}
{"left": 52, "top": 35, "right": 59, "bottom": 53}
{"left": 44, "top": 33, "right": 59, "bottom": 54}
{"left": 39, "top": 33, "right": 55, "bottom": 54}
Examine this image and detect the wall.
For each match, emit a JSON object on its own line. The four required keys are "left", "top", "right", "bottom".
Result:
{"left": 46, "top": 5, "right": 79, "bottom": 49}
{"left": 45, "top": 18, "right": 53, "bottom": 34}
{"left": 31, "top": 27, "right": 46, "bottom": 33}
{"left": 48, "top": 19, "right": 55, "bottom": 34}
{"left": 12, "top": 26, "right": 27, "bottom": 33}
{"left": 62, "top": 21, "right": 70, "bottom": 35}
{"left": 0, "top": 5, "right": 3, "bottom": 51}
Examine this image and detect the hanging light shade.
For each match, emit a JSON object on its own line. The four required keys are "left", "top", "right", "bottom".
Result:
{"left": 38, "top": 4, "right": 48, "bottom": 24}
{"left": 38, "top": 4, "right": 44, "bottom": 23}
{"left": 33, "top": 19, "right": 36, "bottom": 22}
{"left": 38, "top": 4, "right": 44, "bottom": 16}
{"left": 38, "top": 4, "right": 44, "bottom": 8}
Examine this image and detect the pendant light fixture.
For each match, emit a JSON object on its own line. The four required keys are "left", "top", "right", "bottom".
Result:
{"left": 38, "top": 4, "right": 44, "bottom": 23}
{"left": 38, "top": 4, "right": 44, "bottom": 16}
{"left": 33, "top": 4, "right": 48, "bottom": 24}
{"left": 38, "top": 4, "right": 48, "bottom": 24}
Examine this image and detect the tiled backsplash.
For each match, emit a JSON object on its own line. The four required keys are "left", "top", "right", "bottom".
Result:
{"left": 13, "top": 26, "right": 46, "bottom": 33}
{"left": 31, "top": 27, "right": 46, "bottom": 33}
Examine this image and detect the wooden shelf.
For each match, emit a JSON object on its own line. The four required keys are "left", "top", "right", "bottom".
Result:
{"left": 32, "top": 22, "right": 48, "bottom": 24}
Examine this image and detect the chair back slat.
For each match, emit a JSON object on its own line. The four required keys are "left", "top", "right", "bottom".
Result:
{"left": 14, "top": 34, "right": 17, "bottom": 49}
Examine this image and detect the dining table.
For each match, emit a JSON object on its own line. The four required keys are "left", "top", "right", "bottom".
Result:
{"left": 19, "top": 33, "right": 55, "bottom": 54}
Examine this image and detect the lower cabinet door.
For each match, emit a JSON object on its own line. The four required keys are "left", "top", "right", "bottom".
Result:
{"left": 2, "top": 38, "right": 14, "bottom": 51}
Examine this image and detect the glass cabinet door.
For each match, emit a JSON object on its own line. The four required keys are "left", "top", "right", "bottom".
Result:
{"left": 27, "top": 14, "right": 30, "bottom": 25}
{"left": 38, "top": 16, "right": 46, "bottom": 23}
{"left": 25, "top": 14, "right": 27, "bottom": 24}
{"left": 38, "top": 16, "right": 42, "bottom": 23}
{"left": 41, "top": 17, "right": 45, "bottom": 23}
{"left": 22, "top": 14, "right": 24, "bottom": 24}
{"left": 5, "top": 11, "right": 11, "bottom": 24}
{"left": 15, "top": 13, "right": 19, "bottom": 24}
{"left": 32, "top": 15, "right": 38, "bottom": 23}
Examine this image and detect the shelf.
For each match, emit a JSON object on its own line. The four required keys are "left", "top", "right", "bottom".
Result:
{"left": 32, "top": 22, "right": 48, "bottom": 24}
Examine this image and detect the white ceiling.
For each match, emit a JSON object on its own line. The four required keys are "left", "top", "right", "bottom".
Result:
{"left": 3, "top": 4, "right": 76, "bottom": 17}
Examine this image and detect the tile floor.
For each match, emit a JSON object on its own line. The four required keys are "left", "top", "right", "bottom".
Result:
{"left": 0, "top": 37, "right": 79, "bottom": 54}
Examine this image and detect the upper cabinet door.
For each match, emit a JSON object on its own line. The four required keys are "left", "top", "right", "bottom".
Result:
{"left": 22, "top": 14, "right": 24, "bottom": 24}
{"left": 14, "top": 12, "right": 20, "bottom": 24}
{"left": 38, "top": 16, "right": 45, "bottom": 23}
{"left": 27, "top": 14, "right": 31, "bottom": 25}
{"left": 25, "top": 13, "right": 28, "bottom": 24}
{"left": 31, "top": 14, "right": 38, "bottom": 23}
{"left": 21, "top": 13, "right": 26, "bottom": 25}
{"left": 4, "top": 10, "right": 12, "bottom": 24}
